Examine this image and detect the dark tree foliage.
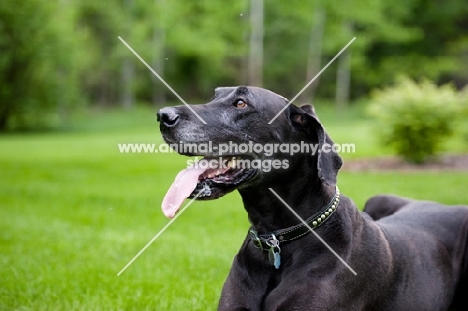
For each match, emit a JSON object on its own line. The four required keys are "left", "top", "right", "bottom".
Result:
{"left": 1, "top": 0, "right": 467, "bottom": 130}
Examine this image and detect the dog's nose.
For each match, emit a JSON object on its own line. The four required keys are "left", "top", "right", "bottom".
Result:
{"left": 157, "top": 107, "right": 180, "bottom": 128}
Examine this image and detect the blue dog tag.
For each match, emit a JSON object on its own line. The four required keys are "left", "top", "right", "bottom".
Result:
{"left": 267, "top": 234, "right": 281, "bottom": 269}
{"left": 269, "top": 248, "right": 281, "bottom": 269}
{"left": 273, "top": 251, "right": 281, "bottom": 269}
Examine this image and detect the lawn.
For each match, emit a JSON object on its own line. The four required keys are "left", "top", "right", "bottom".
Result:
{"left": 1, "top": 105, "right": 468, "bottom": 310}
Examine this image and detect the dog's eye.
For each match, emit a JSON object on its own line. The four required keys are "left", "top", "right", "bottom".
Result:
{"left": 234, "top": 99, "right": 247, "bottom": 108}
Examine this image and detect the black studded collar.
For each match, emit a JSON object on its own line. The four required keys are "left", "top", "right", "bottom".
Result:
{"left": 249, "top": 186, "right": 340, "bottom": 268}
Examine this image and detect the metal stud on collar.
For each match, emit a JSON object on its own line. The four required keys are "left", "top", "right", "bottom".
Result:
{"left": 311, "top": 187, "right": 340, "bottom": 228}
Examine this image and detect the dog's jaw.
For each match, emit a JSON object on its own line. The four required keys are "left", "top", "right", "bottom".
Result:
{"left": 161, "top": 155, "right": 259, "bottom": 218}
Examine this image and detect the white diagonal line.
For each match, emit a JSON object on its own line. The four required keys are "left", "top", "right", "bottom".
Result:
{"left": 268, "top": 188, "right": 357, "bottom": 275}
{"left": 117, "top": 189, "right": 205, "bottom": 276}
{"left": 118, "top": 36, "right": 207, "bottom": 125}
{"left": 268, "top": 37, "right": 356, "bottom": 124}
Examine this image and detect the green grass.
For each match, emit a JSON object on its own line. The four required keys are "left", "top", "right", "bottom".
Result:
{"left": 1, "top": 105, "right": 468, "bottom": 310}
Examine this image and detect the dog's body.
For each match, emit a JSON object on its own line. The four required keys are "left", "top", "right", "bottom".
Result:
{"left": 220, "top": 201, "right": 468, "bottom": 310}
{"left": 158, "top": 86, "right": 468, "bottom": 310}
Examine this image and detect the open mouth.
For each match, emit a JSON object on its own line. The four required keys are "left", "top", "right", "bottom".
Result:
{"left": 162, "top": 155, "right": 257, "bottom": 218}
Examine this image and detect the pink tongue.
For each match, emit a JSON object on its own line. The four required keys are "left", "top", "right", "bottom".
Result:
{"left": 162, "top": 166, "right": 206, "bottom": 218}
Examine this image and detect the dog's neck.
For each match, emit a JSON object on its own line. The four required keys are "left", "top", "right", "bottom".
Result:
{"left": 239, "top": 177, "right": 336, "bottom": 234}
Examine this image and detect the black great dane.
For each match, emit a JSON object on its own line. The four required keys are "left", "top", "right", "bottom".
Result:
{"left": 157, "top": 86, "right": 468, "bottom": 310}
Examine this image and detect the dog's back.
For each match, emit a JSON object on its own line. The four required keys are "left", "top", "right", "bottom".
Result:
{"left": 372, "top": 201, "right": 468, "bottom": 310}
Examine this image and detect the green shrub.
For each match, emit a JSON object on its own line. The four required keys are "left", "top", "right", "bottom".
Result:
{"left": 368, "top": 77, "right": 464, "bottom": 163}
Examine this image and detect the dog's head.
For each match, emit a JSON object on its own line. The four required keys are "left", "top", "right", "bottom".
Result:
{"left": 157, "top": 86, "right": 342, "bottom": 217}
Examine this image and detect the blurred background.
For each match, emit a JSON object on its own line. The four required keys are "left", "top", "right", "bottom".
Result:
{"left": 1, "top": 0, "right": 468, "bottom": 129}
{"left": 1, "top": 0, "right": 468, "bottom": 310}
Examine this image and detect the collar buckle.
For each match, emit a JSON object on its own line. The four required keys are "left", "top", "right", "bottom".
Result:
{"left": 250, "top": 229, "right": 264, "bottom": 251}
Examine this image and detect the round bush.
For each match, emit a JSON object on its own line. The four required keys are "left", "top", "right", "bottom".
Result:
{"left": 368, "top": 77, "right": 464, "bottom": 163}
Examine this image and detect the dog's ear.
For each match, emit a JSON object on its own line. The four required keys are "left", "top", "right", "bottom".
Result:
{"left": 289, "top": 104, "right": 343, "bottom": 186}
